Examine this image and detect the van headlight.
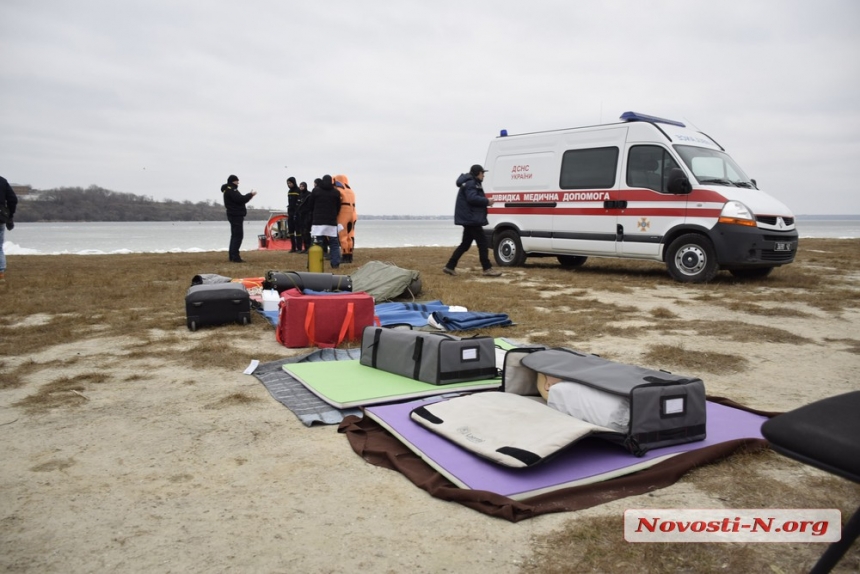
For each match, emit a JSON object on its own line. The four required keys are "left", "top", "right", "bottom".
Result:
{"left": 718, "top": 201, "right": 757, "bottom": 227}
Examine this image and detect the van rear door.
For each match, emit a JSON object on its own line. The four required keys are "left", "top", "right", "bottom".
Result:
{"left": 487, "top": 151, "right": 557, "bottom": 253}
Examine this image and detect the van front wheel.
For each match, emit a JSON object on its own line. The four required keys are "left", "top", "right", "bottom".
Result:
{"left": 494, "top": 231, "right": 526, "bottom": 267}
{"left": 666, "top": 234, "right": 718, "bottom": 283}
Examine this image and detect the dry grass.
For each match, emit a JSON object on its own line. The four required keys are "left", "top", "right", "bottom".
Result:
{"left": 204, "top": 392, "right": 263, "bottom": 409}
{"left": 0, "top": 238, "right": 856, "bottom": 407}
{"left": 642, "top": 344, "right": 749, "bottom": 375}
{"left": 1, "top": 238, "right": 859, "bottom": 573}
{"left": 524, "top": 516, "right": 764, "bottom": 574}
{"left": 823, "top": 338, "right": 860, "bottom": 355}
{"left": 525, "top": 451, "right": 860, "bottom": 574}
{"left": 13, "top": 372, "right": 109, "bottom": 414}
{"left": 655, "top": 320, "right": 814, "bottom": 345}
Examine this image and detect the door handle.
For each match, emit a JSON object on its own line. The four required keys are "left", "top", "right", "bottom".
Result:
{"left": 604, "top": 200, "right": 628, "bottom": 209}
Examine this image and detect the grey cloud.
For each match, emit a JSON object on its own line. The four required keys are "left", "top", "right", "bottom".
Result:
{"left": 1, "top": 0, "right": 858, "bottom": 215}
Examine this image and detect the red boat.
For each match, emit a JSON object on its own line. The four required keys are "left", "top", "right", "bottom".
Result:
{"left": 257, "top": 212, "right": 294, "bottom": 251}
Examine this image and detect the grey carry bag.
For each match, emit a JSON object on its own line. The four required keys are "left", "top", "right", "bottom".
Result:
{"left": 515, "top": 348, "right": 707, "bottom": 455}
{"left": 360, "top": 326, "right": 498, "bottom": 385}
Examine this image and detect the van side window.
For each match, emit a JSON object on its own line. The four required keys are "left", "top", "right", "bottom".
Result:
{"left": 560, "top": 147, "right": 618, "bottom": 189}
{"left": 627, "top": 146, "right": 680, "bottom": 193}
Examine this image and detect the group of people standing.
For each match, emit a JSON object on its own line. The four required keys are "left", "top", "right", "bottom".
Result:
{"left": 285, "top": 176, "right": 312, "bottom": 254}
{"left": 287, "top": 174, "right": 357, "bottom": 269}
{"left": 221, "top": 173, "right": 356, "bottom": 269}
{"left": 220, "top": 163, "right": 499, "bottom": 277}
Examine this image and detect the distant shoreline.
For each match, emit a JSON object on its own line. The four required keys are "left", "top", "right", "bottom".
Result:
{"left": 14, "top": 214, "right": 456, "bottom": 223}
{"left": 9, "top": 214, "right": 857, "bottom": 223}
{"left": 795, "top": 214, "right": 860, "bottom": 220}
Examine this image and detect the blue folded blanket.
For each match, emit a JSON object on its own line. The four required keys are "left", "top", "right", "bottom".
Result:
{"left": 258, "top": 299, "right": 512, "bottom": 331}
{"left": 374, "top": 300, "right": 449, "bottom": 327}
{"left": 431, "top": 310, "right": 513, "bottom": 331}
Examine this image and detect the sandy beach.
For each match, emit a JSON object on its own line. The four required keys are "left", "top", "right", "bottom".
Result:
{"left": 1, "top": 242, "right": 859, "bottom": 573}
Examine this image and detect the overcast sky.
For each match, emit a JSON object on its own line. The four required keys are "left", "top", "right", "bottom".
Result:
{"left": 2, "top": 0, "right": 858, "bottom": 216}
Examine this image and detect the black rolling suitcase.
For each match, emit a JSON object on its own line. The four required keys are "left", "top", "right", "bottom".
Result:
{"left": 186, "top": 283, "right": 251, "bottom": 331}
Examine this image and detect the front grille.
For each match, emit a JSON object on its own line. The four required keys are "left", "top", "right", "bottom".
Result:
{"left": 757, "top": 216, "right": 795, "bottom": 226}
{"left": 761, "top": 250, "right": 795, "bottom": 262}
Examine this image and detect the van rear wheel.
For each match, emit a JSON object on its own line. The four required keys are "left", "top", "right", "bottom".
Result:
{"left": 666, "top": 234, "right": 718, "bottom": 283}
{"left": 494, "top": 230, "right": 526, "bottom": 267}
{"left": 557, "top": 255, "right": 588, "bottom": 268}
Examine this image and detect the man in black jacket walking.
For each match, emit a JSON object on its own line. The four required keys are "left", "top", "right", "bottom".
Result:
{"left": 443, "top": 165, "right": 501, "bottom": 277}
{"left": 221, "top": 174, "right": 257, "bottom": 263}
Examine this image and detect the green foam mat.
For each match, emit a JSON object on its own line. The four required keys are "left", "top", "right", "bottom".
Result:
{"left": 283, "top": 338, "right": 515, "bottom": 408}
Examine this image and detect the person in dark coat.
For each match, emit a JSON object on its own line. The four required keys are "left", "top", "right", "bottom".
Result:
{"left": 221, "top": 174, "right": 257, "bottom": 263}
{"left": 286, "top": 176, "right": 301, "bottom": 252}
{"left": 0, "top": 175, "right": 18, "bottom": 283}
{"left": 296, "top": 181, "right": 312, "bottom": 254}
{"left": 443, "top": 164, "right": 501, "bottom": 276}
{"left": 304, "top": 174, "right": 342, "bottom": 268}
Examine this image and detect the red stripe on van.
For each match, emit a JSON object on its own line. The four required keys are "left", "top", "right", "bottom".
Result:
{"left": 488, "top": 207, "right": 721, "bottom": 218}
{"left": 486, "top": 188, "right": 726, "bottom": 203}
{"left": 488, "top": 207, "right": 704, "bottom": 217}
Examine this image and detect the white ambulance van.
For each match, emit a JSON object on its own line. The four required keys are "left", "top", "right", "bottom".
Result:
{"left": 483, "top": 112, "right": 798, "bottom": 282}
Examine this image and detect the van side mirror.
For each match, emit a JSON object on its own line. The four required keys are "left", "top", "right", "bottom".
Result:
{"left": 751, "top": 178, "right": 758, "bottom": 189}
{"left": 667, "top": 169, "right": 692, "bottom": 195}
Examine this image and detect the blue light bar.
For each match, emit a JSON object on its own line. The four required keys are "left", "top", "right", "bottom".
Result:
{"left": 500, "top": 129, "right": 508, "bottom": 137}
{"left": 620, "top": 111, "right": 685, "bottom": 128}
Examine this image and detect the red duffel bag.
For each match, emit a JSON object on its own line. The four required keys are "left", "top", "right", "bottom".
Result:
{"left": 276, "top": 288, "right": 378, "bottom": 348}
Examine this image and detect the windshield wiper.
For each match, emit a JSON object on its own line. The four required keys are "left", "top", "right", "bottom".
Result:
{"left": 697, "top": 177, "right": 736, "bottom": 186}
{"left": 734, "top": 181, "right": 754, "bottom": 189}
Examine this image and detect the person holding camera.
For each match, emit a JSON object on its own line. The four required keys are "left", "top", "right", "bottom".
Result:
{"left": 221, "top": 174, "right": 257, "bottom": 263}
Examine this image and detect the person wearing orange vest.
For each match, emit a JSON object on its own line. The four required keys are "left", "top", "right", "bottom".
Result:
{"left": 333, "top": 174, "right": 357, "bottom": 264}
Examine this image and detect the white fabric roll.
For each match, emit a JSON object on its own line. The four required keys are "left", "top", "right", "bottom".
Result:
{"left": 547, "top": 381, "right": 630, "bottom": 432}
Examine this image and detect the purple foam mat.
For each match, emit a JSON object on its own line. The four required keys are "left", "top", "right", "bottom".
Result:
{"left": 364, "top": 397, "right": 767, "bottom": 500}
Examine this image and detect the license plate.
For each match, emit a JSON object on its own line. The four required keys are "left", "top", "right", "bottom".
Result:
{"left": 774, "top": 242, "right": 793, "bottom": 252}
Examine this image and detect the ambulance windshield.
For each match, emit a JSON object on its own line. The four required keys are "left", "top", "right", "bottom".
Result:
{"left": 674, "top": 145, "right": 755, "bottom": 188}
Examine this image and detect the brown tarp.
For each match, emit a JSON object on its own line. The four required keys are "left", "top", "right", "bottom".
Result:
{"left": 337, "top": 396, "right": 777, "bottom": 523}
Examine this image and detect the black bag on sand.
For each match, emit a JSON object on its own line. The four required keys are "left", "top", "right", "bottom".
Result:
{"left": 185, "top": 283, "right": 251, "bottom": 331}
{"left": 190, "top": 273, "right": 232, "bottom": 286}
{"left": 265, "top": 271, "right": 352, "bottom": 293}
